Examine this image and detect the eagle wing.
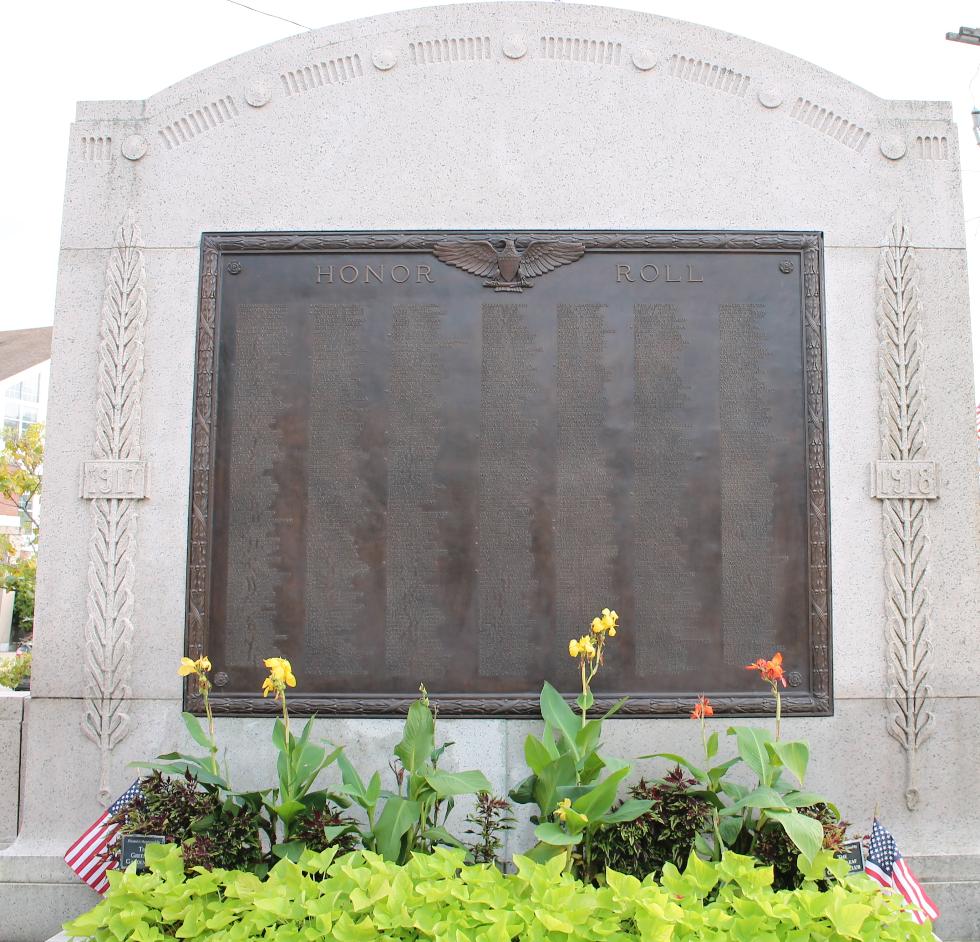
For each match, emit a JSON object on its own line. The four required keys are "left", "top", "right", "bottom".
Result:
{"left": 519, "top": 241, "right": 586, "bottom": 279}
{"left": 432, "top": 241, "right": 499, "bottom": 278}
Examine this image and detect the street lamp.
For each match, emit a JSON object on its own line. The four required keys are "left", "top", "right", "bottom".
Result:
{"left": 946, "top": 27, "right": 980, "bottom": 144}
{"left": 946, "top": 26, "right": 980, "bottom": 46}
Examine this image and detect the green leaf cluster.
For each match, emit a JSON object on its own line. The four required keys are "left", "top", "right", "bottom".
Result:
{"left": 338, "top": 697, "right": 492, "bottom": 863}
{"left": 134, "top": 712, "right": 233, "bottom": 789}
{"left": 590, "top": 769, "right": 714, "bottom": 882}
{"left": 510, "top": 683, "right": 651, "bottom": 878}
{"left": 131, "top": 691, "right": 494, "bottom": 872}
{"left": 64, "top": 842, "right": 935, "bottom": 942}
{"left": 111, "top": 771, "right": 264, "bottom": 874}
{"left": 1, "top": 553, "right": 35, "bottom": 640}
{"left": 645, "top": 725, "right": 833, "bottom": 866}
{"left": 0, "top": 423, "right": 43, "bottom": 539}
{"left": 0, "top": 651, "right": 30, "bottom": 690}
{"left": 134, "top": 710, "right": 351, "bottom": 869}
{"left": 264, "top": 715, "right": 344, "bottom": 837}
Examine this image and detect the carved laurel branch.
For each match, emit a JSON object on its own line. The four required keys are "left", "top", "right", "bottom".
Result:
{"left": 81, "top": 215, "right": 146, "bottom": 804}
{"left": 877, "top": 214, "right": 934, "bottom": 811}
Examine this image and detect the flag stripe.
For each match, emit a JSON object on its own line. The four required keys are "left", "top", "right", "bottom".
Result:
{"left": 864, "top": 819, "right": 939, "bottom": 925}
{"left": 67, "top": 835, "right": 109, "bottom": 874}
{"left": 864, "top": 862, "right": 891, "bottom": 887}
{"left": 63, "top": 781, "right": 141, "bottom": 896}
{"left": 894, "top": 860, "right": 939, "bottom": 919}
{"left": 66, "top": 819, "right": 112, "bottom": 859}
{"left": 77, "top": 850, "right": 112, "bottom": 881}
{"left": 64, "top": 816, "right": 111, "bottom": 864}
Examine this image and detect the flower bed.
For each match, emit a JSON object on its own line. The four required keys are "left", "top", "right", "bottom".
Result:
{"left": 65, "top": 843, "right": 932, "bottom": 942}
{"left": 63, "top": 609, "right": 936, "bottom": 936}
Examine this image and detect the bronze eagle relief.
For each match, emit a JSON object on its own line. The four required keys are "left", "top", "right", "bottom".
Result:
{"left": 433, "top": 239, "right": 586, "bottom": 291}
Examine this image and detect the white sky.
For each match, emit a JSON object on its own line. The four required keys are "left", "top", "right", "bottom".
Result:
{"left": 1, "top": 0, "right": 978, "bottom": 399}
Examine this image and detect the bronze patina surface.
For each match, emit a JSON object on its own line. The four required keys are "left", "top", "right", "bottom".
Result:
{"left": 186, "top": 231, "right": 830, "bottom": 717}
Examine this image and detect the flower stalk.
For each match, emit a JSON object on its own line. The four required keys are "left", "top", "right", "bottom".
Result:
{"left": 178, "top": 655, "right": 218, "bottom": 777}
{"left": 568, "top": 608, "right": 618, "bottom": 725}
{"left": 262, "top": 656, "right": 296, "bottom": 737}
{"left": 745, "top": 652, "right": 787, "bottom": 740}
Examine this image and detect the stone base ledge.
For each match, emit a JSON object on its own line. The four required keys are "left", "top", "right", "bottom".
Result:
{"left": 0, "top": 883, "right": 95, "bottom": 942}
{"left": 925, "top": 879, "right": 980, "bottom": 941}
{"left": 0, "top": 841, "right": 80, "bottom": 882}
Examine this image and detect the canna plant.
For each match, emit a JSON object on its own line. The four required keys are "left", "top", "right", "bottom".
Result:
{"left": 643, "top": 652, "right": 831, "bottom": 865}
{"left": 139, "top": 656, "right": 349, "bottom": 866}
{"left": 337, "top": 685, "right": 492, "bottom": 863}
{"left": 509, "top": 609, "right": 651, "bottom": 880}
{"left": 136, "top": 655, "right": 230, "bottom": 788}
{"left": 250, "top": 657, "right": 347, "bottom": 860}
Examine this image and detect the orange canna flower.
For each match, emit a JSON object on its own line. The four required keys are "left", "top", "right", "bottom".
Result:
{"left": 745, "top": 651, "right": 787, "bottom": 687}
{"left": 690, "top": 695, "right": 714, "bottom": 720}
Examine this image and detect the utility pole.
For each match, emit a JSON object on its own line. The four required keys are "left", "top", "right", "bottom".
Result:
{"left": 945, "top": 26, "right": 980, "bottom": 144}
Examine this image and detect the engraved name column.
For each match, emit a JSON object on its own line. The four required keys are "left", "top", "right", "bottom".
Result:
{"left": 478, "top": 303, "right": 542, "bottom": 675}
{"left": 385, "top": 304, "right": 449, "bottom": 677}
{"left": 223, "top": 305, "right": 291, "bottom": 666}
{"left": 556, "top": 304, "right": 616, "bottom": 638}
{"left": 80, "top": 215, "right": 149, "bottom": 804}
{"left": 719, "top": 303, "right": 776, "bottom": 666}
{"left": 633, "top": 303, "right": 701, "bottom": 673}
{"left": 306, "top": 305, "right": 371, "bottom": 670}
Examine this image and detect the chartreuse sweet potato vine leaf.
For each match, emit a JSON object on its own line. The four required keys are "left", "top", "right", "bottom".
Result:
{"left": 64, "top": 844, "right": 935, "bottom": 942}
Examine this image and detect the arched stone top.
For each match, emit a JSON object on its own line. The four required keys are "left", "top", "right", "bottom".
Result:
{"left": 79, "top": 4, "right": 952, "bottom": 147}
{"left": 64, "top": 2, "right": 965, "bottom": 250}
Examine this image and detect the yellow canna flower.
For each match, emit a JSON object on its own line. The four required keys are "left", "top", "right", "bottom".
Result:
{"left": 263, "top": 657, "right": 297, "bottom": 688}
{"left": 569, "top": 639, "right": 581, "bottom": 658}
{"left": 601, "top": 609, "right": 619, "bottom": 630}
{"left": 179, "top": 655, "right": 213, "bottom": 696}
{"left": 178, "top": 655, "right": 212, "bottom": 677}
{"left": 579, "top": 635, "right": 596, "bottom": 657}
{"left": 555, "top": 797, "right": 572, "bottom": 822}
{"left": 262, "top": 657, "right": 297, "bottom": 701}
{"left": 591, "top": 616, "right": 605, "bottom": 635}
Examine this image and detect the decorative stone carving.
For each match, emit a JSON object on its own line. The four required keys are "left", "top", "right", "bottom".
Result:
{"left": 80, "top": 460, "right": 147, "bottom": 499}
{"left": 875, "top": 214, "right": 936, "bottom": 811}
{"left": 879, "top": 134, "right": 907, "bottom": 161}
{"left": 757, "top": 86, "right": 783, "bottom": 108}
{"left": 502, "top": 35, "right": 527, "bottom": 59}
{"left": 121, "top": 134, "right": 148, "bottom": 161}
{"left": 244, "top": 78, "right": 273, "bottom": 107}
{"left": 871, "top": 459, "right": 939, "bottom": 500}
{"left": 80, "top": 215, "right": 147, "bottom": 804}
{"left": 372, "top": 48, "right": 398, "bottom": 71}
{"left": 631, "top": 48, "right": 656, "bottom": 71}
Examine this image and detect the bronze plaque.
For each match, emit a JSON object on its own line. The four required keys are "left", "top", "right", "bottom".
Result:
{"left": 186, "top": 232, "right": 831, "bottom": 717}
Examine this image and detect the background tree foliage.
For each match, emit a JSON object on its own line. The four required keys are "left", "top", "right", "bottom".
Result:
{"left": 0, "top": 422, "right": 43, "bottom": 537}
{"left": 0, "top": 422, "right": 43, "bottom": 640}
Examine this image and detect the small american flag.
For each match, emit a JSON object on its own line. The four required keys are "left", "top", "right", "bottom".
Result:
{"left": 64, "top": 780, "right": 142, "bottom": 895}
{"left": 865, "top": 818, "right": 939, "bottom": 925}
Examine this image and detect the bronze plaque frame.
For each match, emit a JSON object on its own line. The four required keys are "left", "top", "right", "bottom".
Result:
{"left": 185, "top": 230, "right": 831, "bottom": 718}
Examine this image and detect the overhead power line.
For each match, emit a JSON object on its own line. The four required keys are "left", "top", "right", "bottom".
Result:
{"left": 224, "top": 0, "right": 313, "bottom": 32}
